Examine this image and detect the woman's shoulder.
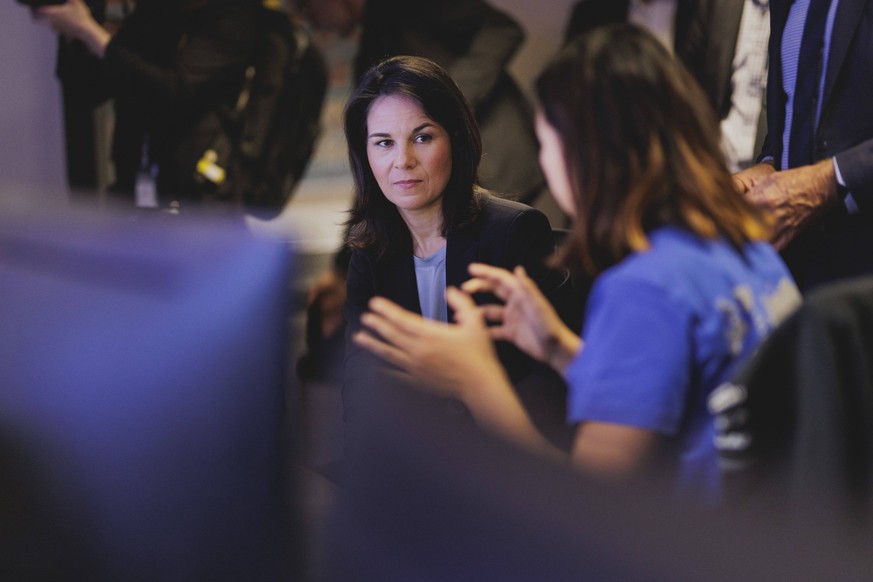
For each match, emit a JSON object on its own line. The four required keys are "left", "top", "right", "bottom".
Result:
{"left": 477, "top": 193, "right": 547, "bottom": 227}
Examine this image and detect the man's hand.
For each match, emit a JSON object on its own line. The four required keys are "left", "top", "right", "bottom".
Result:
{"left": 746, "top": 158, "right": 839, "bottom": 249}
{"left": 733, "top": 162, "right": 776, "bottom": 194}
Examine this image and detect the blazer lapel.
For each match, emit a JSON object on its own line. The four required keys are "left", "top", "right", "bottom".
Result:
{"left": 379, "top": 252, "right": 422, "bottom": 314}
{"left": 445, "top": 228, "right": 478, "bottom": 322}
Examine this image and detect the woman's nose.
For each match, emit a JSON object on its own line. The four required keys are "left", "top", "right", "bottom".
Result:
{"left": 393, "top": 144, "right": 416, "bottom": 169}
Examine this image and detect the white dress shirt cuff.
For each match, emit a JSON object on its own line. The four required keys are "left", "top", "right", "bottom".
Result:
{"left": 832, "top": 157, "right": 860, "bottom": 214}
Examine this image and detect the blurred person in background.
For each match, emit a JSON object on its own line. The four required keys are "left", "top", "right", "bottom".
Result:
{"left": 565, "top": 0, "right": 771, "bottom": 174}
{"left": 32, "top": 0, "right": 260, "bottom": 213}
{"left": 733, "top": 0, "right": 873, "bottom": 292}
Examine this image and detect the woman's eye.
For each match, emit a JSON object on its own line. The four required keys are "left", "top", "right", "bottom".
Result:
{"left": 374, "top": 139, "right": 393, "bottom": 148}
{"left": 415, "top": 134, "right": 433, "bottom": 144}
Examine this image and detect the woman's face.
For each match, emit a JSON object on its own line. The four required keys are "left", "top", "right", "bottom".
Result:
{"left": 366, "top": 94, "right": 452, "bottom": 221}
{"left": 535, "top": 112, "right": 576, "bottom": 217}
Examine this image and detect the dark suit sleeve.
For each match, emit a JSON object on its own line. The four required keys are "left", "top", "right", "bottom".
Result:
{"left": 835, "top": 141, "right": 873, "bottom": 209}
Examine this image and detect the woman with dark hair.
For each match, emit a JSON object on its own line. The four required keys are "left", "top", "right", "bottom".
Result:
{"left": 341, "top": 55, "right": 570, "bottom": 455}
{"left": 352, "top": 26, "right": 801, "bottom": 501}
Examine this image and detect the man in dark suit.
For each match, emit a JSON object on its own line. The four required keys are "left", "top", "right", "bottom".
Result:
{"left": 734, "top": 0, "right": 873, "bottom": 291}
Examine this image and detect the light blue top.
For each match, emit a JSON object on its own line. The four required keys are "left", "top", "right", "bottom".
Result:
{"left": 414, "top": 245, "right": 448, "bottom": 322}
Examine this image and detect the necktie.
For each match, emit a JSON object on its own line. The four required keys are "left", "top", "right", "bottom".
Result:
{"left": 788, "top": 0, "right": 833, "bottom": 167}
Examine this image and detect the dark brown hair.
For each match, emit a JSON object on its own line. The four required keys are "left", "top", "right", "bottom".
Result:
{"left": 343, "top": 55, "right": 484, "bottom": 256}
{"left": 536, "top": 24, "right": 771, "bottom": 276}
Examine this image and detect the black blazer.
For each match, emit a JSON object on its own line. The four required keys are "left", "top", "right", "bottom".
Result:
{"left": 762, "top": 0, "right": 873, "bottom": 289}
{"left": 343, "top": 196, "right": 574, "bottom": 454}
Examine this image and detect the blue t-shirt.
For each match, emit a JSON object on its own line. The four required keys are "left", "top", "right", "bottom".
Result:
{"left": 565, "top": 226, "right": 800, "bottom": 501}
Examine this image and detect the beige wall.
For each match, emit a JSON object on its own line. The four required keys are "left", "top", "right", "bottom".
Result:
{"left": 0, "top": 2, "right": 68, "bottom": 207}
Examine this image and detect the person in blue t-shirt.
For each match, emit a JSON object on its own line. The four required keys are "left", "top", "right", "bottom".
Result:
{"left": 350, "top": 24, "right": 801, "bottom": 502}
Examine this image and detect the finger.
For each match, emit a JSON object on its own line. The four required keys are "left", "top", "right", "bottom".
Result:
{"left": 368, "top": 296, "right": 432, "bottom": 336}
{"left": 513, "top": 265, "right": 550, "bottom": 306}
{"left": 352, "top": 330, "right": 413, "bottom": 370}
{"left": 468, "top": 263, "right": 518, "bottom": 287}
{"left": 467, "top": 263, "right": 520, "bottom": 301}
{"left": 459, "top": 277, "right": 497, "bottom": 295}
{"left": 514, "top": 265, "right": 538, "bottom": 290}
{"left": 446, "top": 287, "right": 484, "bottom": 326}
{"left": 359, "top": 311, "right": 414, "bottom": 348}
{"left": 732, "top": 176, "right": 748, "bottom": 194}
{"left": 478, "top": 303, "right": 506, "bottom": 324}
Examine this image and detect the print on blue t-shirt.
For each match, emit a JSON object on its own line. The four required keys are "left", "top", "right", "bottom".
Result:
{"left": 565, "top": 226, "right": 800, "bottom": 501}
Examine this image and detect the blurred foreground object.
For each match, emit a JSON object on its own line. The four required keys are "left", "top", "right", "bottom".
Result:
{"left": 712, "top": 275, "right": 873, "bottom": 529}
{"left": 0, "top": 204, "right": 301, "bottom": 581}
{"left": 323, "top": 383, "right": 873, "bottom": 581}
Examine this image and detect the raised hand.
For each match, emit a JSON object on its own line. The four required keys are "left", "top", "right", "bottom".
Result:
{"left": 352, "top": 287, "right": 509, "bottom": 398}
{"left": 462, "top": 263, "right": 582, "bottom": 373}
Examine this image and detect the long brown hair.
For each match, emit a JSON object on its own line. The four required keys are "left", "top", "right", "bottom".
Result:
{"left": 536, "top": 24, "right": 771, "bottom": 276}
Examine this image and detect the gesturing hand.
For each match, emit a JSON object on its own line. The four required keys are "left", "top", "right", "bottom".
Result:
{"left": 353, "top": 287, "right": 508, "bottom": 399}
{"left": 462, "top": 263, "right": 582, "bottom": 373}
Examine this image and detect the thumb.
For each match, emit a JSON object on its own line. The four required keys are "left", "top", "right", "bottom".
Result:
{"left": 446, "top": 286, "right": 482, "bottom": 326}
